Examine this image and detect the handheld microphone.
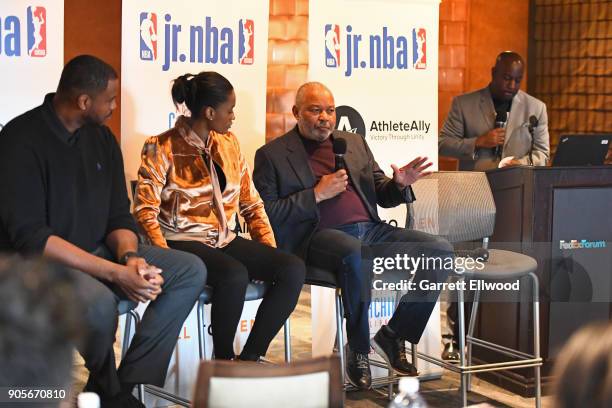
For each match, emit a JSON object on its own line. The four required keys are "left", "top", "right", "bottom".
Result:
{"left": 333, "top": 138, "right": 347, "bottom": 172}
{"left": 494, "top": 110, "right": 508, "bottom": 158}
{"left": 495, "top": 110, "right": 507, "bottom": 129}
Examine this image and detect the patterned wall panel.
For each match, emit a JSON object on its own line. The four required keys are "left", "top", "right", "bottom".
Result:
{"left": 529, "top": 0, "right": 612, "bottom": 162}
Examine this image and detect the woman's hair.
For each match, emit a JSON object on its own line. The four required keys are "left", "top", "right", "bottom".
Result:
{"left": 171, "top": 71, "right": 233, "bottom": 118}
{"left": 553, "top": 321, "right": 612, "bottom": 408}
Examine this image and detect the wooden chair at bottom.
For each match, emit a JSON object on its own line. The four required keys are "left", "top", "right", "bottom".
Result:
{"left": 192, "top": 356, "right": 343, "bottom": 408}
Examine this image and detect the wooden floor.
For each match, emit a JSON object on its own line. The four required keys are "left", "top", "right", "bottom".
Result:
{"left": 69, "top": 286, "right": 552, "bottom": 408}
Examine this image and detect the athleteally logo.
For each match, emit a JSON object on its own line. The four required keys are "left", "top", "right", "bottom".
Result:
{"left": 335, "top": 105, "right": 366, "bottom": 137}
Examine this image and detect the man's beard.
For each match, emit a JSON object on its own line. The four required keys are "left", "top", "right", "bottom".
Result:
{"left": 84, "top": 112, "right": 111, "bottom": 126}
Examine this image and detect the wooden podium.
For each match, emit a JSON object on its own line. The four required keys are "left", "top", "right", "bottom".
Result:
{"left": 471, "top": 166, "right": 612, "bottom": 396}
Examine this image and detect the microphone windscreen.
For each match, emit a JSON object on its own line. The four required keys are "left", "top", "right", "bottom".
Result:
{"left": 333, "top": 137, "right": 347, "bottom": 155}
{"left": 529, "top": 115, "right": 538, "bottom": 127}
{"left": 495, "top": 110, "right": 507, "bottom": 123}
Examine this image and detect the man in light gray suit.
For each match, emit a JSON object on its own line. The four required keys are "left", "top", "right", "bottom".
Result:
{"left": 439, "top": 51, "right": 549, "bottom": 171}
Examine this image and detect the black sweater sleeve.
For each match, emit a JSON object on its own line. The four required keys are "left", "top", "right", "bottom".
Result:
{"left": 0, "top": 124, "right": 53, "bottom": 254}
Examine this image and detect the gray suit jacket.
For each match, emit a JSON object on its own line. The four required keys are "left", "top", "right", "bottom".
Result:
{"left": 439, "top": 87, "right": 549, "bottom": 171}
{"left": 253, "top": 127, "right": 414, "bottom": 257}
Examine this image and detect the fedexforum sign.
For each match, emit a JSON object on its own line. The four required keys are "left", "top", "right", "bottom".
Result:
{"left": 559, "top": 239, "right": 607, "bottom": 250}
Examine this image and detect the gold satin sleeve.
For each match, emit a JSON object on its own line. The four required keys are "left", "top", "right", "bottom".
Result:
{"left": 134, "top": 136, "right": 171, "bottom": 249}
{"left": 233, "top": 135, "right": 277, "bottom": 248}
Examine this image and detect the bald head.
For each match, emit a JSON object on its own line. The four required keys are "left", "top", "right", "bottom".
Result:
{"left": 490, "top": 51, "right": 524, "bottom": 101}
{"left": 292, "top": 82, "right": 336, "bottom": 142}
{"left": 494, "top": 51, "right": 524, "bottom": 69}
{"left": 295, "top": 82, "right": 334, "bottom": 108}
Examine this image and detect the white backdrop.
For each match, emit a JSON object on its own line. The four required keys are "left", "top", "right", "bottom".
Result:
{"left": 0, "top": 0, "right": 63, "bottom": 128}
{"left": 121, "top": 1, "right": 269, "bottom": 404}
{"left": 121, "top": 0, "right": 268, "bottom": 179}
{"left": 308, "top": 0, "right": 443, "bottom": 379}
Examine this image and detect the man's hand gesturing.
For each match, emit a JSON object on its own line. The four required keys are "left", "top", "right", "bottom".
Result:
{"left": 391, "top": 156, "right": 433, "bottom": 188}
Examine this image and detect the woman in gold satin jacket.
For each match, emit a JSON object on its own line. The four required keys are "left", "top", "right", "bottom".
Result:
{"left": 134, "top": 71, "right": 305, "bottom": 361}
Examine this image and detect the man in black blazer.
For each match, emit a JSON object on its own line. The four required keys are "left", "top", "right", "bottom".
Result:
{"left": 253, "top": 82, "right": 452, "bottom": 389}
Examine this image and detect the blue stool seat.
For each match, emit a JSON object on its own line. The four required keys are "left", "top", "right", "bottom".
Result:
{"left": 117, "top": 299, "right": 137, "bottom": 315}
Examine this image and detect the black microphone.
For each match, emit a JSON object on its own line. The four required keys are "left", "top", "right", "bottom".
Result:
{"left": 495, "top": 110, "right": 507, "bottom": 129}
{"left": 494, "top": 110, "right": 507, "bottom": 158}
{"left": 527, "top": 115, "right": 538, "bottom": 165}
{"left": 333, "top": 138, "right": 347, "bottom": 172}
{"left": 528, "top": 115, "right": 539, "bottom": 131}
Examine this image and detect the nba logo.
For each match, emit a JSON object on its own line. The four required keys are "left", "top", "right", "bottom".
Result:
{"left": 139, "top": 12, "right": 157, "bottom": 61}
{"left": 239, "top": 19, "right": 254, "bottom": 65}
{"left": 412, "top": 28, "right": 426, "bottom": 69}
{"left": 27, "top": 6, "right": 46, "bottom": 57}
{"left": 325, "top": 24, "right": 340, "bottom": 68}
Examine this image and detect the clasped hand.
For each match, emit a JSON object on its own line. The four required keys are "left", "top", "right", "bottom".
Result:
{"left": 116, "top": 257, "right": 164, "bottom": 303}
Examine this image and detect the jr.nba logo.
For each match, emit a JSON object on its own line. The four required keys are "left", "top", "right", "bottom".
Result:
{"left": 139, "top": 12, "right": 157, "bottom": 61}
{"left": 27, "top": 6, "right": 46, "bottom": 57}
{"left": 239, "top": 19, "right": 254, "bottom": 65}
{"left": 412, "top": 28, "right": 426, "bottom": 69}
{"left": 325, "top": 24, "right": 340, "bottom": 68}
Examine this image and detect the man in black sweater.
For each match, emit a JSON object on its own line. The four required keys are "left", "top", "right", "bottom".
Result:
{"left": 0, "top": 55, "right": 207, "bottom": 408}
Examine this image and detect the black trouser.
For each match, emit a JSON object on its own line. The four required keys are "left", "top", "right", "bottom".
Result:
{"left": 76, "top": 244, "right": 206, "bottom": 398}
{"left": 307, "top": 222, "right": 453, "bottom": 353}
{"left": 168, "top": 237, "right": 305, "bottom": 360}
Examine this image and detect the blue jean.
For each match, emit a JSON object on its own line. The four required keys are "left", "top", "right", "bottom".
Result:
{"left": 307, "top": 222, "right": 452, "bottom": 353}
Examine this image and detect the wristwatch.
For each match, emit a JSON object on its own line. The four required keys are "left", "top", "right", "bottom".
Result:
{"left": 119, "top": 251, "right": 139, "bottom": 265}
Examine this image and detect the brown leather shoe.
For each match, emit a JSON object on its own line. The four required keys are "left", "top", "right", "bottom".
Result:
{"left": 372, "top": 325, "right": 418, "bottom": 376}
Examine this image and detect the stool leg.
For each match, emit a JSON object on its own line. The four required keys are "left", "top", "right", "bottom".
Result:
{"left": 125, "top": 310, "right": 144, "bottom": 404}
{"left": 530, "top": 273, "right": 541, "bottom": 408}
{"left": 137, "top": 384, "right": 144, "bottom": 402}
{"left": 197, "top": 299, "right": 206, "bottom": 360}
{"left": 411, "top": 342, "right": 418, "bottom": 371}
{"left": 387, "top": 365, "right": 394, "bottom": 400}
{"left": 284, "top": 318, "right": 292, "bottom": 362}
{"left": 335, "top": 288, "right": 346, "bottom": 386}
{"left": 458, "top": 277, "right": 468, "bottom": 407}
{"left": 122, "top": 312, "right": 133, "bottom": 359}
{"left": 466, "top": 289, "right": 481, "bottom": 391}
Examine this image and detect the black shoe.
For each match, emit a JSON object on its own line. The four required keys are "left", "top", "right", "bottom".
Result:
{"left": 372, "top": 325, "right": 418, "bottom": 376}
{"left": 237, "top": 351, "right": 261, "bottom": 362}
{"left": 346, "top": 346, "right": 372, "bottom": 390}
{"left": 441, "top": 338, "right": 461, "bottom": 362}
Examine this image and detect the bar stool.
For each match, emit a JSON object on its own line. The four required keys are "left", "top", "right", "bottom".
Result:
{"left": 118, "top": 300, "right": 144, "bottom": 401}
{"left": 304, "top": 266, "right": 346, "bottom": 383}
{"left": 305, "top": 265, "right": 401, "bottom": 397}
{"left": 195, "top": 281, "right": 292, "bottom": 362}
{"left": 121, "top": 282, "right": 292, "bottom": 407}
{"left": 408, "top": 171, "right": 542, "bottom": 407}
